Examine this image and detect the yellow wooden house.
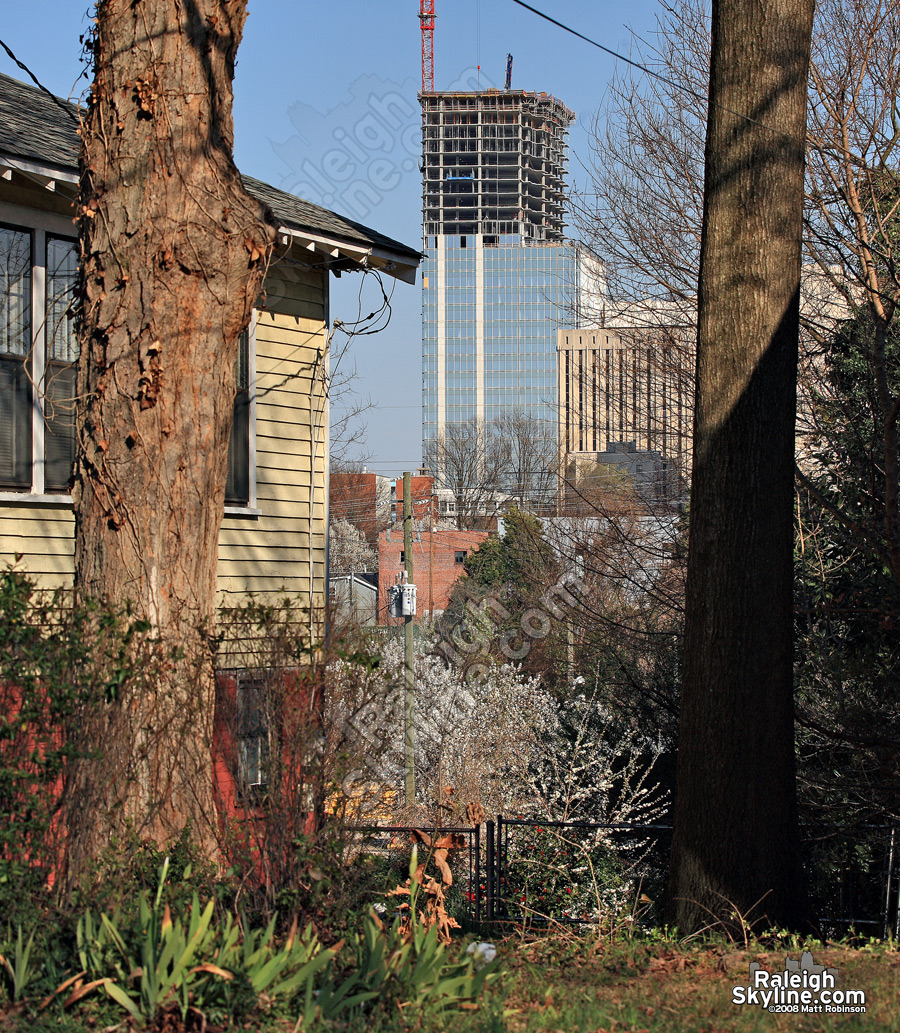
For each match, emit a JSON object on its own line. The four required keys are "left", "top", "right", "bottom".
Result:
{"left": 0, "top": 72, "right": 419, "bottom": 640}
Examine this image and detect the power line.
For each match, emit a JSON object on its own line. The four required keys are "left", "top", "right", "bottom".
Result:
{"left": 0, "top": 37, "right": 80, "bottom": 125}
{"left": 509, "top": 0, "right": 796, "bottom": 142}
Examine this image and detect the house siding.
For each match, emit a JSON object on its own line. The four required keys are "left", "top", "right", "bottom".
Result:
{"left": 0, "top": 506, "right": 75, "bottom": 586}
{"left": 219, "top": 298, "right": 328, "bottom": 615}
{"left": 0, "top": 272, "right": 330, "bottom": 633}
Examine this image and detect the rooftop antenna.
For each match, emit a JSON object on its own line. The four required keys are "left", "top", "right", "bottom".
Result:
{"left": 505, "top": 53, "right": 513, "bottom": 90}
{"left": 420, "top": 0, "right": 436, "bottom": 93}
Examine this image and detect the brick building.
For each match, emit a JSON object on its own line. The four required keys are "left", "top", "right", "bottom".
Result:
{"left": 330, "top": 472, "right": 436, "bottom": 548}
{"left": 330, "top": 471, "right": 381, "bottom": 547}
{"left": 388, "top": 475, "right": 437, "bottom": 524}
{"left": 378, "top": 526, "right": 489, "bottom": 622}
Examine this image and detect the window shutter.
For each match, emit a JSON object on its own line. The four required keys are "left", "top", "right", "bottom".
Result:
{"left": 44, "top": 363, "right": 77, "bottom": 491}
{"left": 0, "top": 227, "right": 32, "bottom": 488}
{"left": 0, "top": 357, "right": 31, "bottom": 487}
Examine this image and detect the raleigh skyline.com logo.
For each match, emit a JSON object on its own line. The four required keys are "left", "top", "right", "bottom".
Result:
{"left": 731, "top": 951, "right": 866, "bottom": 1014}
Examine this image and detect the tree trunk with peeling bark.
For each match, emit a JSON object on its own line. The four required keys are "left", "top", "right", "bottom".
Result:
{"left": 667, "top": 0, "right": 813, "bottom": 932}
{"left": 66, "top": 0, "right": 274, "bottom": 886}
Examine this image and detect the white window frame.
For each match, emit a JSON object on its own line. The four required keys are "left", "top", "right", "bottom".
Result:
{"left": 0, "top": 201, "right": 76, "bottom": 503}
{"left": 0, "top": 197, "right": 259, "bottom": 514}
{"left": 224, "top": 313, "right": 260, "bottom": 517}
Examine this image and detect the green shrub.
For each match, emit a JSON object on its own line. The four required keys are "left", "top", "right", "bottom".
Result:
{"left": 0, "top": 567, "right": 153, "bottom": 925}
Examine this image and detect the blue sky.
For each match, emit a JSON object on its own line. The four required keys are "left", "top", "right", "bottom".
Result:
{"left": 0, "top": 1, "right": 664, "bottom": 474}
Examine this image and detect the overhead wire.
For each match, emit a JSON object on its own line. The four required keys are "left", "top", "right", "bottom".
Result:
{"left": 0, "top": 37, "right": 81, "bottom": 125}
{"left": 508, "top": 0, "right": 799, "bottom": 143}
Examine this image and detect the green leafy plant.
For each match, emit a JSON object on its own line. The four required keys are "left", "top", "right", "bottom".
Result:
{"left": 0, "top": 566, "right": 156, "bottom": 927}
{"left": 76, "top": 859, "right": 222, "bottom": 1022}
{"left": 296, "top": 847, "right": 499, "bottom": 1028}
{"left": 73, "top": 860, "right": 339, "bottom": 1025}
{"left": 0, "top": 925, "right": 38, "bottom": 1003}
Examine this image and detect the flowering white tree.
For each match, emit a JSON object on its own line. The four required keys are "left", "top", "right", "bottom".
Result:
{"left": 370, "top": 642, "right": 668, "bottom": 828}
{"left": 378, "top": 640, "right": 554, "bottom": 819}
{"left": 327, "top": 638, "right": 669, "bottom": 918}
{"left": 329, "top": 517, "right": 377, "bottom": 573}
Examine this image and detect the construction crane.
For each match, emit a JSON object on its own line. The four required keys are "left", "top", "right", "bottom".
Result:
{"left": 505, "top": 53, "right": 513, "bottom": 90}
{"left": 419, "top": 0, "right": 436, "bottom": 93}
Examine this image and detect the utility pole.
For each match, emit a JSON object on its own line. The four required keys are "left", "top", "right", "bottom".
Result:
{"left": 428, "top": 491, "right": 434, "bottom": 626}
{"left": 403, "top": 472, "right": 416, "bottom": 807}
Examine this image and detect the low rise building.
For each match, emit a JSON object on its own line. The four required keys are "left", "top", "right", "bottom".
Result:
{"left": 377, "top": 526, "right": 488, "bottom": 622}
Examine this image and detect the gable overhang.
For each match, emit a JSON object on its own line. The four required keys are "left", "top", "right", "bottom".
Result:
{"left": 278, "top": 226, "right": 419, "bottom": 285}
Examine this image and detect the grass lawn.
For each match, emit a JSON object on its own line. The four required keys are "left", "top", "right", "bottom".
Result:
{"left": 3, "top": 929, "right": 896, "bottom": 1032}
{"left": 431, "top": 934, "right": 900, "bottom": 1033}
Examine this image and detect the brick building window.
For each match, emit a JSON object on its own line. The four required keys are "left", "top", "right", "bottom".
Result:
{"left": 455, "top": 550, "right": 467, "bottom": 563}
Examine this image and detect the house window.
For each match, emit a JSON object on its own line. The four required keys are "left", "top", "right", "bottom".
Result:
{"left": 0, "top": 213, "right": 256, "bottom": 507}
{"left": 44, "top": 237, "right": 78, "bottom": 491}
{"left": 400, "top": 550, "right": 405, "bottom": 563}
{"left": 0, "top": 226, "right": 79, "bottom": 493}
{"left": 225, "top": 329, "right": 250, "bottom": 505}
{"left": 237, "top": 674, "right": 268, "bottom": 796}
{"left": 455, "top": 550, "right": 467, "bottom": 563}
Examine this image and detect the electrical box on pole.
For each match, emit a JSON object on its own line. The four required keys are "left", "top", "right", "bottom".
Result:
{"left": 388, "top": 578, "right": 417, "bottom": 618}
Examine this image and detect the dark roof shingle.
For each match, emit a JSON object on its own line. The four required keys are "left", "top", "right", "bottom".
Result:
{"left": 0, "top": 71, "right": 80, "bottom": 172}
{"left": 0, "top": 71, "right": 419, "bottom": 263}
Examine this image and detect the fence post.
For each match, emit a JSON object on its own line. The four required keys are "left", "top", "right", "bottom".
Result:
{"left": 496, "top": 813, "right": 503, "bottom": 918}
{"left": 884, "top": 826, "right": 896, "bottom": 940}
{"left": 486, "top": 820, "right": 495, "bottom": 923}
{"left": 474, "top": 823, "right": 481, "bottom": 925}
{"left": 892, "top": 826, "right": 900, "bottom": 942}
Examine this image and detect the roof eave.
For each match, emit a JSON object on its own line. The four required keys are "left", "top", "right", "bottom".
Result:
{"left": 278, "top": 225, "right": 418, "bottom": 284}
{"left": 0, "top": 152, "right": 79, "bottom": 193}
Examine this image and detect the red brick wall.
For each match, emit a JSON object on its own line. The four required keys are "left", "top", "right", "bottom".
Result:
{"left": 330, "top": 472, "right": 378, "bottom": 545}
{"left": 377, "top": 527, "right": 489, "bottom": 622}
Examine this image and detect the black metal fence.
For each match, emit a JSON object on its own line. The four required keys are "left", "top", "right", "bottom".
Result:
{"left": 489, "top": 816, "right": 672, "bottom": 927}
{"left": 803, "top": 824, "right": 900, "bottom": 938}
{"left": 349, "top": 818, "right": 900, "bottom": 936}
{"left": 347, "top": 824, "right": 483, "bottom": 923}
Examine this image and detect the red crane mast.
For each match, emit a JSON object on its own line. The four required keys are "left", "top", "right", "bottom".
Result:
{"left": 419, "top": 0, "right": 436, "bottom": 93}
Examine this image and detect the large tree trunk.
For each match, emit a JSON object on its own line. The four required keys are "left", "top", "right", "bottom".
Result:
{"left": 667, "top": 0, "right": 814, "bottom": 932}
{"left": 66, "top": 0, "right": 274, "bottom": 885}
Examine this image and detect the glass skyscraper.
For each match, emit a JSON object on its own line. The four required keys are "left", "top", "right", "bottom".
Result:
{"left": 420, "top": 89, "right": 582, "bottom": 452}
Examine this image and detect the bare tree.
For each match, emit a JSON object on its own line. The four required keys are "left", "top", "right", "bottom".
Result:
{"left": 580, "top": 0, "right": 900, "bottom": 578}
{"left": 801, "top": 0, "right": 900, "bottom": 586}
{"left": 424, "top": 418, "right": 513, "bottom": 530}
{"left": 66, "top": 0, "right": 274, "bottom": 883}
{"left": 667, "top": 0, "right": 814, "bottom": 933}
{"left": 576, "top": 0, "right": 708, "bottom": 328}
{"left": 580, "top": 0, "right": 900, "bottom": 837}
{"left": 424, "top": 413, "right": 562, "bottom": 528}
{"left": 492, "top": 411, "right": 560, "bottom": 513}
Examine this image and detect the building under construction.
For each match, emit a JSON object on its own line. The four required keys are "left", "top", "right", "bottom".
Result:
{"left": 421, "top": 89, "right": 573, "bottom": 241}
{"left": 421, "top": 88, "right": 595, "bottom": 464}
